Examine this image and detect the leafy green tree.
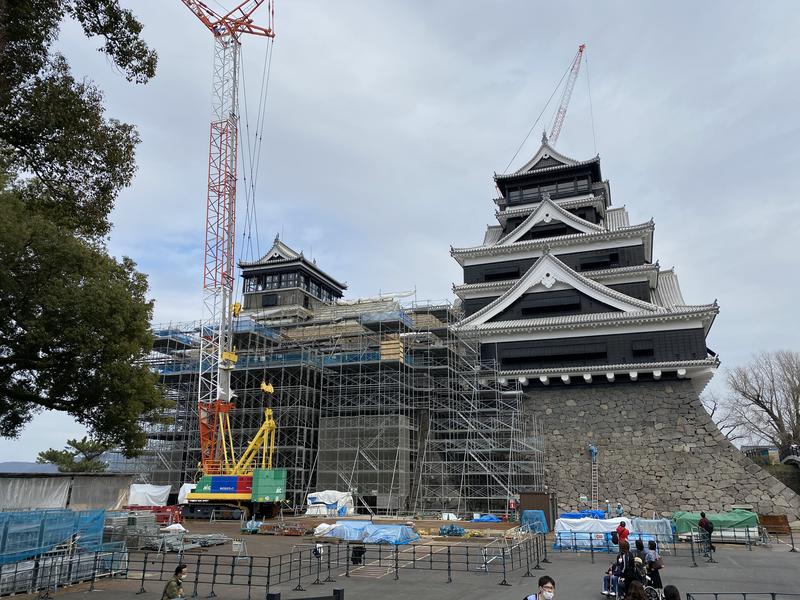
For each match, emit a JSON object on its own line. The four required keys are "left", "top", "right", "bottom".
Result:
{"left": 37, "top": 436, "right": 112, "bottom": 473}
{"left": 0, "top": 2, "right": 168, "bottom": 454}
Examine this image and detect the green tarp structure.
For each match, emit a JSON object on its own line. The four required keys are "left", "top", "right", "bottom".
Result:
{"left": 672, "top": 509, "right": 759, "bottom": 534}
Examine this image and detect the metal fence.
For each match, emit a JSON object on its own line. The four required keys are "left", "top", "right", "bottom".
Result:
{"left": 0, "top": 534, "right": 548, "bottom": 598}
{"left": 0, "top": 550, "right": 126, "bottom": 597}
{"left": 549, "top": 526, "right": 769, "bottom": 567}
{"left": 687, "top": 595, "right": 800, "bottom": 600}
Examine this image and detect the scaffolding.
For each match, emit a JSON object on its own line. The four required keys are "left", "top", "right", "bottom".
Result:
{"left": 135, "top": 300, "right": 545, "bottom": 513}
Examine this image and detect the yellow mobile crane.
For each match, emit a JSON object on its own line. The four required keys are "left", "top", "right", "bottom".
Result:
{"left": 186, "top": 382, "right": 287, "bottom": 517}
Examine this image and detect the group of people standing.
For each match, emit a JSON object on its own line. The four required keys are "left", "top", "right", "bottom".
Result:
{"left": 601, "top": 521, "right": 664, "bottom": 598}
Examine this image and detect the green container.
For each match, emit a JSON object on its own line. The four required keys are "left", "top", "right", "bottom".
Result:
{"left": 195, "top": 476, "right": 213, "bottom": 494}
{"left": 251, "top": 468, "right": 287, "bottom": 502}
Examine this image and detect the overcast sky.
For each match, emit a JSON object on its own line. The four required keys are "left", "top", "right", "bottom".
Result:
{"left": 2, "top": 1, "right": 799, "bottom": 461}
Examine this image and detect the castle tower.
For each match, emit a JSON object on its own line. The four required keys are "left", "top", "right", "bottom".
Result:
{"left": 239, "top": 236, "right": 347, "bottom": 323}
{"left": 451, "top": 135, "right": 800, "bottom": 518}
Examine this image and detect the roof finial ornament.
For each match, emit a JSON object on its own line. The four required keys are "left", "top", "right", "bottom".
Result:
{"left": 542, "top": 243, "right": 552, "bottom": 256}
{"left": 541, "top": 191, "right": 552, "bottom": 202}
{"left": 541, "top": 130, "right": 549, "bottom": 145}
{"left": 274, "top": 232, "right": 280, "bottom": 243}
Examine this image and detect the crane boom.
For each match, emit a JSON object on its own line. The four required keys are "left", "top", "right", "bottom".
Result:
{"left": 180, "top": 1, "right": 275, "bottom": 474}
{"left": 548, "top": 43, "right": 586, "bottom": 146}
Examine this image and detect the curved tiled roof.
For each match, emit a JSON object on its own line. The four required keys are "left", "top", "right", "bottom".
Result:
{"left": 493, "top": 196, "right": 604, "bottom": 246}
{"left": 453, "top": 263, "right": 660, "bottom": 297}
{"left": 483, "top": 225, "right": 503, "bottom": 245}
{"left": 605, "top": 207, "right": 630, "bottom": 231}
{"left": 451, "top": 221, "right": 654, "bottom": 258}
{"left": 495, "top": 157, "right": 601, "bottom": 181}
{"left": 652, "top": 269, "right": 686, "bottom": 308}
{"left": 467, "top": 304, "right": 718, "bottom": 333}
{"left": 495, "top": 194, "right": 606, "bottom": 222}
{"left": 457, "top": 253, "right": 663, "bottom": 330}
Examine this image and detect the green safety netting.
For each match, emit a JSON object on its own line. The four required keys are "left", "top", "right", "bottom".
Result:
{"left": 671, "top": 509, "right": 758, "bottom": 534}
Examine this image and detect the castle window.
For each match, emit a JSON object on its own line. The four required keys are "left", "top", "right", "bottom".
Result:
{"left": 484, "top": 266, "right": 520, "bottom": 282}
{"left": 261, "top": 294, "right": 278, "bottom": 307}
{"left": 264, "top": 274, "right": 279, "bottom": 289}
{"left": 501, "top": 342, "right": 607, "bottom": 367}
{"left": 631, "top": 339, "right": 655, "bottom": 358}
{"left": 281, "top": 272, "right": 298, "bottom": 288}
{"left": 579, "top": 252, "right": 620, "bottom": 270}
{"left": 520, "top": 293, "right": 581, "bottom": 316}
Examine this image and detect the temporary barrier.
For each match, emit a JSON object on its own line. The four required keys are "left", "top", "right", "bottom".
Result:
{"left": 0, "top": 509, "right": 106, "bottom": 564}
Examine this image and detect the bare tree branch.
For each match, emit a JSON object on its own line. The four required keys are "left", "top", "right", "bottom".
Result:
{"left": 724, "top": 351, "right": 800, "bottom": 456}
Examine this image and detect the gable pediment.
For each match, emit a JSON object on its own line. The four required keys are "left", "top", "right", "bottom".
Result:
{"left": 496, "top": 196, "right": 603, "bottom": 245}
{"left": 514, "top": 138, "right": 581, "bottom": 174}
{"left": 252, "top": 237, "right": 301, "bottom": 264}
{"left": 456, "top": 253, "right": 661, "bottom": 330}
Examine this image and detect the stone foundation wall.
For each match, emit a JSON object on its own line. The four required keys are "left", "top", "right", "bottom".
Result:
{"left": 525, "top": 379, "right": 800, "bottom": 520}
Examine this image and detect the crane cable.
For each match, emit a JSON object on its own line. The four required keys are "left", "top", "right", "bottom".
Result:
{"left": 585, "top": 49, "right": 598, "bottom": 156}
{"left": 234, "top": 34, "right": 275, "bottom": 307}
{"left": 502, "top": 58, "right": 572, "bottom": 175}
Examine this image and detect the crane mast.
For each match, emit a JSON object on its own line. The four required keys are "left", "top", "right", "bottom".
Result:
{"left": 548, "top": 43, "right": 586, "bottom": 146}
{"left": 180, "top": 0, "right": 275, "bottom": 475}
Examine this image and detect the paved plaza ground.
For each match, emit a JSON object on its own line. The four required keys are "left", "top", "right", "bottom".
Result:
{"left": 22, "top": 528, "right": 800, "bottom": 600}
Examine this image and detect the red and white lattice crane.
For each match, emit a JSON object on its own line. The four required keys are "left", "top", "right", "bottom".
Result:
{"left": 548, "top": 43, "right": 586, "bottom": 146}
{"left": 180, "top": 1, "right": 275, "bottom": 474}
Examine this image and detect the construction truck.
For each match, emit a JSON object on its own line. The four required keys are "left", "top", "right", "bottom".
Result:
{"left": 186, "top": 382, "right": 288, "bottom": 518}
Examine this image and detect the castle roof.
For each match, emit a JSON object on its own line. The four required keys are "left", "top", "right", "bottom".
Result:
{"left": 453, "top": 263, "right": 660, "bottom": 299}
{"left": 495, "top": 194, "right": 606, "bottom": 224}
{"left": 494, "top": 138, "right": 601, "bottom": 182}
{"left": 454, "top": 252, "right": 716, "bottom": 336}
{"left": 239, "top": 237, "right": 348, "bottom": 291}
{"left": 493, "top": 195, "right": 604, "bottom": 246}
{"left": 451, "top": 221, "right": 654, "bottom": 266}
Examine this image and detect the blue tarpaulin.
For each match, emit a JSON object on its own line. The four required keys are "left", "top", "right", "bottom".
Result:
{"left": 322, "top": 521, "right": 420, "bottom": 545}
{"left": 520, "top": 510, "right": 549, "bottom": 534}
{"left": 560, "top": 510, "right": 607, "bottom": 520}
{"left": 439, "top": 525, "right": 465, "bottom": 537}
{"left": 362, "top": 525, "right": 420, "bottom": 545}
{"left": 471, "top": 514, "right": 502, "bottom": 522}
{"left": 0, "top": 509, "right": 105, "bottom": 564}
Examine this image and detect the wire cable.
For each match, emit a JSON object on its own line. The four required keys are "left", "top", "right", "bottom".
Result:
{"left": 503, "top": 61, "right": 571, "bottom": 174}
{"left": 585, "top": 49, "right": 598, "bottom": 156}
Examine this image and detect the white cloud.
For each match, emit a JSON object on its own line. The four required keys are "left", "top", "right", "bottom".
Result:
{"left": 4, "top": 1, "right": 799, "bottom": 460}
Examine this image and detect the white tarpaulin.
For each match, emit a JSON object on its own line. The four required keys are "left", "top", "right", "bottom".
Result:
{"left": 177, "top": 483, "right": 197, "bottom": 505}
{"left": 555, "top": 517, "right": 625, "bottom": 534}
{"left": 305, "top": 490, "right": 355, "bottom": 516}
{"left": 554, "top": 517, "right": 663, "bottom": 551}
{"left": 0, "top": 477, "right": 70, "bottom": 510}
{"left": 128, "top": 484, "right": 171, "bottom": 506}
